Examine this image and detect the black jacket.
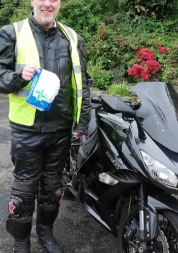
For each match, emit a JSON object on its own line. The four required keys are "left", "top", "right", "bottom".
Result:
{"left": 0, "top": 13, "right": 91, "bottom": 134}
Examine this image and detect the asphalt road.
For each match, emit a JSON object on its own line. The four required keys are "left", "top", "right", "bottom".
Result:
{"left": 0, "top": 95, "right": 118, "bottom": 253}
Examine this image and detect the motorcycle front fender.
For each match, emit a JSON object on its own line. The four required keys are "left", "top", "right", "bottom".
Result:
{"left": 144, "top": 191, "right": 178, "bottom": 241}
{"left": 132, "top": 191, "right": 178, "bottom": 241}
{"left": 148, "top": 191, "right": 178, "bottom": 214}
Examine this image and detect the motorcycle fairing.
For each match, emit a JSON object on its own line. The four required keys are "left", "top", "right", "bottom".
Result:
{"left": 77, "top": 129, "right": 98, "bottom": 169}
{"left": 96, "top": 109, "right": 148, "bottom": 177}
{"left": 133, "top": 82, "right": 178, "bottom": 153}
{"left": 77, "top": 109, "right": 98, "bottom": 169}
{"left": 88, "top": 109, "right": 97, "bottom": 137}
{"left": 123, "top": 124, "right": 148, "bottom": 178}
{"left": 96, "top": 107, "right": 129, "bottom": 151}
{"left": 131, "top": 120, "right": 178, "bottom": 174}
{"left": 128, "top": 120, "right": 178, "bottom": 193}
{"left": 148, "top": 191, "right": 178, "bottom": 214}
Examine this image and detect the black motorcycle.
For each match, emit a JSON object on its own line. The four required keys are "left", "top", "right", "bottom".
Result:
{"left": 63, "top": 82, "right": 178, "bottom": 253}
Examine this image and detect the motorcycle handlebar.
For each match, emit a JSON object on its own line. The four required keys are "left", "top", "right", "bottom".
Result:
{"left": 91, "top": 96, "right": 101, "bottom": 104}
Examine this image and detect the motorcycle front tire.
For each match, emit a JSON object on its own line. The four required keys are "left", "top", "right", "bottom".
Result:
{"left": 118, "top": 203, "right": 178, "bottom": 253}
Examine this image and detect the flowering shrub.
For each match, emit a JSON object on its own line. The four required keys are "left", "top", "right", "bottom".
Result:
{"left": 128, "top": 46, "right": 168, "bottom": 81}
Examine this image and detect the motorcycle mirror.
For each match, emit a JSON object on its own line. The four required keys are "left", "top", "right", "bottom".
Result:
{"left": 91, "top": 96, "right": 101, "bottom": 104}
{"left": 101, "top": 96, "right": 134, "bottom": 117}
{"left": 101, "top": 96, "right": 147, "bottom": 140}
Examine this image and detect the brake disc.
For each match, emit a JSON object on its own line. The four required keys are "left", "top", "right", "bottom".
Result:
{"left": 128, "top": 228, "right": 169, "bottom": 253}
{"left": 129, "top": 244, "right": 137, "bottom": 253}
{"left": 155, "top": 228, "right": 170, "bottom": 253}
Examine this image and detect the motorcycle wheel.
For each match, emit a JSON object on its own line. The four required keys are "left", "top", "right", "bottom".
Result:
{"left": 118, "top": 203, "right": 178, "bottom": 253}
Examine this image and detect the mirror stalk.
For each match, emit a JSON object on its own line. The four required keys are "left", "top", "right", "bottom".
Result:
{"left": 134, "top": 113, "right": 147, "bottom": 141}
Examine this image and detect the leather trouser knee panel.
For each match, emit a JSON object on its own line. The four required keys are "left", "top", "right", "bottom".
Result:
{"left": 6, "top": 216, "right": 32, "bottom": 240}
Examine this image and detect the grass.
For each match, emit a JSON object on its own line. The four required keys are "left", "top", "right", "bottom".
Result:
{"left": 107, "top": 81, "right": 133, "bottom": 97}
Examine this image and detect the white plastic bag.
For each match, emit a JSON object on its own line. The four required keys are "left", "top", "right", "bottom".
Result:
{"left": 26, "top": 68, "right": 60, "bottom": 111}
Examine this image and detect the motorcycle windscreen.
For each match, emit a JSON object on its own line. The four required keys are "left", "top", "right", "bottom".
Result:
{"left": 133, "top": 82, "right": 178, "bottom": 153}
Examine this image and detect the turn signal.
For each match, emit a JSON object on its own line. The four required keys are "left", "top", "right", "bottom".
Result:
{"left": 99, "top": 173, "right": 119, "bottom": 186}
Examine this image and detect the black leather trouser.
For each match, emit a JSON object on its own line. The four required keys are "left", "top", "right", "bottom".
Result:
{"left": 10, "top": 127, "right": 71, "bottom": 212}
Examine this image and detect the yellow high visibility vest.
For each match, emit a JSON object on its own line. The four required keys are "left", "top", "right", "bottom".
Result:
{"left": 9, "top": 18, "right": 82, "bottom": 126}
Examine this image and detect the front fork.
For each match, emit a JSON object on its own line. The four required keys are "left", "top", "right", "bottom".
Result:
{"left": 138, "top": 185, "right": 158, "bottom": 253}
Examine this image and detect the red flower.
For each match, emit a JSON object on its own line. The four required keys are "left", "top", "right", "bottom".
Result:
{"left": 140, "top": 70, "right": 149, "bottom": 81}
{"left": 160, "top": 48, "right": 168, "bottom": 54}
{"left": 158, "top": 44, "right": 168, "bottom": 54}
{"left": 128, "top": 64, "right": 144, "bottom": 77}
{"left": 135, "top": 47, "right": 144, "bottom": 54}
{"left": 129, "top": 46, "right": 163, "bottom": 81}
{"left": 136, "top": 52, "right": 155, "bottom": 60}
{"left": 135, "top": 47, "right": 156, "bottom": 60}
{"left": 142, "top": 60, "right": 161, "bottom": 73}
{"left": 128, "top": 64, "right": 150, "bottom": 81}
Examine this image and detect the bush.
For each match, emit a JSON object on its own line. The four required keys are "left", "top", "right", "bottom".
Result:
{"left": 98, "top": 23, "right": 109, "bottom": 40}
{"left": 0, "top": 0, "right": 20, "bottom": 28}
{"left": 1, "top": 0, "right": 178, "bottom": 88}
{"left": 57, "top": 0, "right": 100, "bottom": 40}
{"left": 118, "top": 0, "right": 178, "bottom": 20}
{"left": 86, "top": 17, "right": 178, "bottom": 84}
{"left": 57, "top": 0, "right": 119, "bottom": 41}
{"left": 90, "top": 64, "right": 114, "bottom": 90}
{"left": 10, "top": 0, "right": 32, "bottom": 23}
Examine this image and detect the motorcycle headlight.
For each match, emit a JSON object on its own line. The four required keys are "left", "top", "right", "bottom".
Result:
{"left": 140, "top": 150, "right": 178, "bottom": 187}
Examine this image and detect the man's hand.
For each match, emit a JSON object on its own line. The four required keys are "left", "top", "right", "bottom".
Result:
{"left": 74, "top": 131, "right": 84, "bottom": 137}
{"left": 21, "top": 65, "right": 40, "bottom": 81}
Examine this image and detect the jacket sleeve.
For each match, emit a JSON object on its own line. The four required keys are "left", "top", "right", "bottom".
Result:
{"left": 0, "top": 24, "right": 29, "bottom": 93}
{"left": 74, "top": 35, "right": 91, "bottom": 135}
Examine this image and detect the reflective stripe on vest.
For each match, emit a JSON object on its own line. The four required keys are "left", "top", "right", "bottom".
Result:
{"left": 58, "top": 22, "right": 82, "bottom": 124}
{"left": 10, "top": 18, "right": 82, "bottom": 126}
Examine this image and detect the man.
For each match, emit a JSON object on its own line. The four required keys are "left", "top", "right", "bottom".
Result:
{"left": 0, "top": 0, "right": 91, "bottom": 252}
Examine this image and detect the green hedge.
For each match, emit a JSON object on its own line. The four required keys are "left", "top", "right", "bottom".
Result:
{"left": 1, "top": 0, "right": 178, "bottom": 89}
{"left": 0, "top": 0, "right": 20, "bottom": 27}
{"left": 86, "top": 18, "right": 178, "bottom": 85}
{"left": 118, "top": 0, "right": 178, "bottom": 19}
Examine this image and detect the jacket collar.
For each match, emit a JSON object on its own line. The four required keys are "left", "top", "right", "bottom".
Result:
{"left": 29, "top": 12, "right": 65, "bottom": 38}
